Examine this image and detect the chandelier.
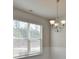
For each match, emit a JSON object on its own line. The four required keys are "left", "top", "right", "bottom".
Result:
{"left": 49, "top": 0, "right": 66, "bottom": 32}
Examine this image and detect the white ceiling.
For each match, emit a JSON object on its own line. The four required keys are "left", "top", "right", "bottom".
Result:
{"left": 13, "top": 0, "right": 66, "bottom": 20}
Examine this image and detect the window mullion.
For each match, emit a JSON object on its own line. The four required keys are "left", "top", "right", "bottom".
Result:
{"left": 27, "top": 23, "right": 31, "bottom": 56}
{"left": 40, "top": 26, "right": 43, "bottom": 54}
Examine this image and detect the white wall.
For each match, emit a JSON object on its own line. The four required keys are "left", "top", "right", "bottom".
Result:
{"left": 13, "top": 8, "right": 51, "bottom": 59}
{"left": 51, "top": 27, "right": 66, "bottom": 59}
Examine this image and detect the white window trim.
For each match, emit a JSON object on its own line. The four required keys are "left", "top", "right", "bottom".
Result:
{"left": 13, "top": 20, "right": 43, "bottom": 58}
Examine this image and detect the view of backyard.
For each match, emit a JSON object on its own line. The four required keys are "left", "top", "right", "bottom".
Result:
{"left": 13, "top": 20, "right": 42, "bottom": 57}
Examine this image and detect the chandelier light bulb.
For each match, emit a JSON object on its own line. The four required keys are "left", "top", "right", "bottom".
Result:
{"left": 49, "top": 20, "right": 55, "bottom": 25}
{"left": 61, "top": 20, "right": 66, "bottom": 25}
{"left": 54, "top": 23, "right": 59, "bottom": 27}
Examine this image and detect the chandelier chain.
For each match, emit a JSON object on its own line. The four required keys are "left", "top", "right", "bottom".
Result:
{"left": 56, "top": 0, "right": 59, "bottom": 21}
